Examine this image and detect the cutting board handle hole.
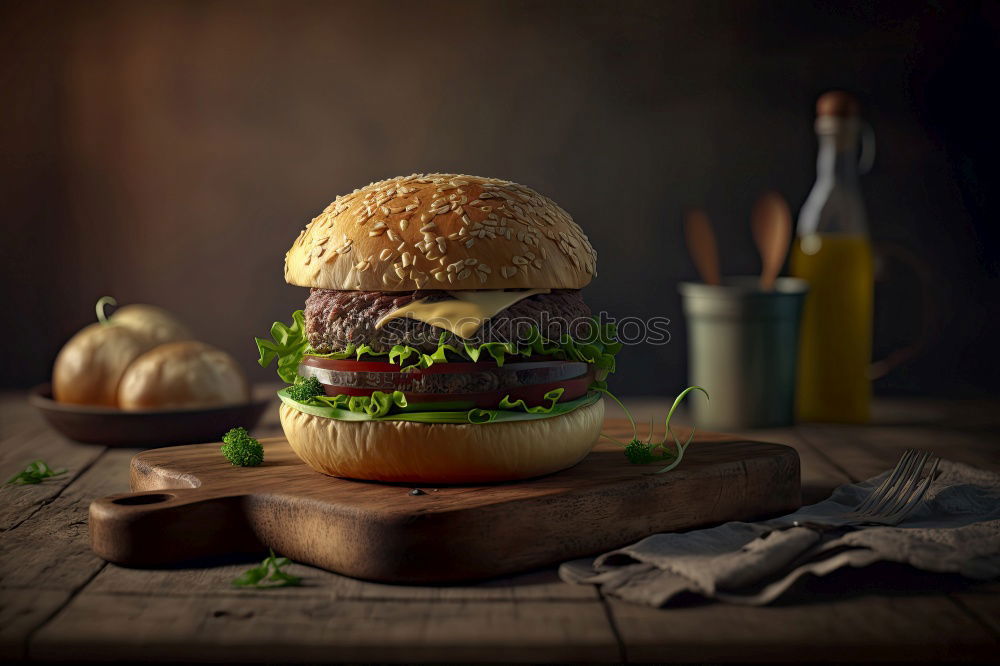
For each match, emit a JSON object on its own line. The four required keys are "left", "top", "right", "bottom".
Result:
{"left": 112, "top": 493, "right": 173, "bottom": 506}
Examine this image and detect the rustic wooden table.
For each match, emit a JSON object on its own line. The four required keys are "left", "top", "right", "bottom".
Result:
{"left": 1, "top": 390, "right": 997, "bottom": 662}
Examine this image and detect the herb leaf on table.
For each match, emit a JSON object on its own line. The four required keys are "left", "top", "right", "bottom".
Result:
{"left": 6, "top": 460, "right": 67, "bottom": 485}
{"left": 232, "top": 549, "right": 302, "bottom": 588}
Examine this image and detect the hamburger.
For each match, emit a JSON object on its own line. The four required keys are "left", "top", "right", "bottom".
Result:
{"left": 257, "top": 173, "right": 621, "bottom": 482}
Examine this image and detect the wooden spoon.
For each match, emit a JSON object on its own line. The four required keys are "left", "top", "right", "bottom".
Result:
{"left": 684, "top": 209, "right": 721, "bottom": 286}
{"left": 750, "top": 192, "right": 792, "bottom": 291}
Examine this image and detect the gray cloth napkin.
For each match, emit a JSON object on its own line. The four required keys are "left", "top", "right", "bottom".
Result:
{"left": 560, "top": 460, "right": 1000, "bottom": 606}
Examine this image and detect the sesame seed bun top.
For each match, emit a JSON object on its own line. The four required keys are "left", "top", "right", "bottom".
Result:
{"left": 283, "top": 173, "right": 597, "bottom": 291}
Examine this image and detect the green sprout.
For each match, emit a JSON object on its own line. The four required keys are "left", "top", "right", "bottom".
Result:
{"left": 597, "top": 386, "right": 709, "bottom": 473}
{"left": 221, "top": 427, "right": 264, "bottom": 467}
{"left": 232, "top": 549, "right": 301, "bottom": 588}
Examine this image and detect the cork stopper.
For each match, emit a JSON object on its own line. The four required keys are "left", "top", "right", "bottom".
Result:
{"left": 816, "top": 91, "right": 860, "bottom": 118}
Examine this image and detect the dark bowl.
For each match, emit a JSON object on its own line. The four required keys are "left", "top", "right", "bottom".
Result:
{"left": 29, "top": 384, "right": 271, "bottom": 448}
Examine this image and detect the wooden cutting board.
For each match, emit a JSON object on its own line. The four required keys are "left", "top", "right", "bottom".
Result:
{"left": 89, "top": 419, "right": 800, "bottom": 583}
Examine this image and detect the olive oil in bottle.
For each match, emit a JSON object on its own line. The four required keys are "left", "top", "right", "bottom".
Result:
{"left": 792, "top": 91, "right": 874, "bottom": 423}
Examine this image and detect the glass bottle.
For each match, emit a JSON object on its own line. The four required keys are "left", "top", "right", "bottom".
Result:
{"left": 791, "top": 91, "right": 874, "bottom": 423}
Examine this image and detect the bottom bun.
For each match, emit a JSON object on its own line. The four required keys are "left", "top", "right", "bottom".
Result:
{"left": 278, "top": 398, "right": 605, "bottom": 483}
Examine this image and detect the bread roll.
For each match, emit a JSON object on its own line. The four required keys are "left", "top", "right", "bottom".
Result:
{"left": 52, "top": 324, "right": 159, "bottom": 406}
{"left": 117, "top": 341, "right": 249, "bottom": 410}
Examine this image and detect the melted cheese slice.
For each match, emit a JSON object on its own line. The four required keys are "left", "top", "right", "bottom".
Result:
{"left": 375, "top": 289, "right": 550, "bottom": 339}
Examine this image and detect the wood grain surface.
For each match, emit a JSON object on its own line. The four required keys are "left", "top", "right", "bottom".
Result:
{"left": 3, "top": 392, "right": 998, "bottom": 662}
{"left": 88, "top": 421, "right": 800, "bottom": 582}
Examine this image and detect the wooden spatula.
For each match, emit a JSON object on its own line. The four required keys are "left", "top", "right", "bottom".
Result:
{"left": 684, "top": 209, "right": 721, "bottom": 286}
{"left": 750, "top": 192, "right": 792, "bottom": 291}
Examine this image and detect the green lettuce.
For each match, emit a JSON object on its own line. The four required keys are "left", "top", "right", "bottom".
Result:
{"left": 278, "top": 387, "right": 600, "bottom": 424}
{"left": 257, "top": 310, "right": 622, "bottom": 380}
{"left": 496, "top": 388, "right": 564, "bottom": 413}
{"left": 254, "top": 310, "right": 310, "bottom": 384}
{"left": 311, "top": 390, "right": 409, "bottom": 418}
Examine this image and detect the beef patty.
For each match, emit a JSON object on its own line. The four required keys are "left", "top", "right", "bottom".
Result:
{"left": 304, "top": 289, "right": 592, "bottom": 353}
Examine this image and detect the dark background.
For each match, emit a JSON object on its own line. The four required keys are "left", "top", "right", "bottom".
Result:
{"left": 2, "top": 0, "right": 997, "bottom": 396}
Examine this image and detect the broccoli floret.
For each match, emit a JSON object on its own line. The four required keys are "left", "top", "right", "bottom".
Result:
{"left": 624, "top": 439, "right": 657, "bottom": 465}
{"left": 286, "top": 376, "right": 324, "bottom": 402}
{"left": 221, "top": 427, "right": 264, "bottom": 467}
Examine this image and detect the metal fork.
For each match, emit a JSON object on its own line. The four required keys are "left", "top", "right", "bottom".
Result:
{"left": 784, "top": 449, "right": 941, "bottom": 533}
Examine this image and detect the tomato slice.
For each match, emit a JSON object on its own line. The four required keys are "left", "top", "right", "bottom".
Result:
{"left": 299, "top": 359, "right": 589, "bottom": 394}
{"left": 298, "top": 356, "right": 596, "bottom": 410}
